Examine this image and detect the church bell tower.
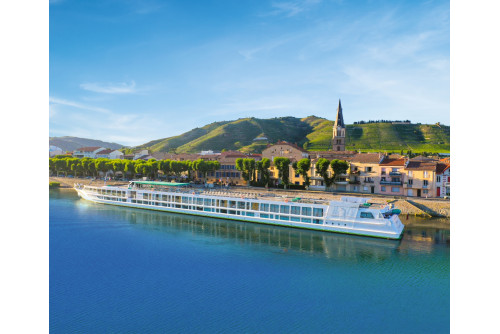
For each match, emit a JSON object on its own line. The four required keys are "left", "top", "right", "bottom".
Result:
{"left": 332, "top": 99, "right": 346, "bottom": 151}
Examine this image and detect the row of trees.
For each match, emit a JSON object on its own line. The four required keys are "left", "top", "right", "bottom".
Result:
{"left": 235, "top": 157, "right": 349, "bottom": 189}
{"left": 50, "top": 156, "right": 350, "bottom": 189}
{"left": 49, "top": 157, "right": 220, "bottom": 181}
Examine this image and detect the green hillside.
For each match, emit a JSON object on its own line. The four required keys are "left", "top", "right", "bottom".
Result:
{"left": 136, "top": 116, "right": 450, "bottom": 154}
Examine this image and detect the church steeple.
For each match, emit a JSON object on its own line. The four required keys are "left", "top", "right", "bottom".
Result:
{"left": 332, "top": 99, "right": 346, "bottom": 151}
{"left": 334, "top": 99, "right": 345, "bottom": 128}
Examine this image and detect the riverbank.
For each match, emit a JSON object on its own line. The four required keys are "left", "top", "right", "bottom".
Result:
{"left": 50, "top": 176, "right": 450, "bottom": 218}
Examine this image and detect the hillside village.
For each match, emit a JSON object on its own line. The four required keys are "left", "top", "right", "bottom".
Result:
{"left": 50, "top": 101, "right": 450, "bottom": 199}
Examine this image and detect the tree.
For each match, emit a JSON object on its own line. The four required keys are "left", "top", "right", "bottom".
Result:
{"left": 170, "top": 160, "right": 184, "bottom": 179}
{"left": 159, "top": 159, "right": 172, "bottom": 179}
{"left": 273, "top": 157, "right": 291, "bottom": 189}
{"left": 49, "top": 158, "right": 56, "bottom": 175}
{"left": 256, "top": 158, "right": 271, "bottom": 187}
{"left": 315, "top": 158, "right": 333, "bottom": 187}
{"left": 330, "top": 159, "right": 349, "bottom": 181}
{"left": 124, "top": 161, "right": 136, "bottom": 178}
{"left": 293, "top": 158, "right": 311, "bottom": 188}
{"left": 193, "top": 159, "right": 208, "bottom": 180}
{"left": 54, "top": 158, "right": 67, "bottom": 176}
{"left": 235, "top": 158, "right": 256, "bottom": 185}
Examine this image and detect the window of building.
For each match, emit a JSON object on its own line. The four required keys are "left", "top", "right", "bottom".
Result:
{"left": 391, "top": 187, "right": 400, "bottom": 192}
{"left": 437, "top": 176, "right": 441, "bottom": 182}
{"left": 424, "top": 171, "right": 428, "bottom": 178}
{"left": 423, "top": 189, "right": 429, "bottom": 194}
{"left": 423, "top": 180, "right": 429, "bottom": 186}
{"left": 408, "top": 171, "right": 413, "bottom": 177}
{"left": 381, "top": 168, "right": 386, "bottom": 175}
{"left": 392, "top": 168, "right": 399, "bottom": 172}
{"left": 381, "top": 186, "right": 386, "bottom": 192}
{"left": 365, "top": 167, "right": 372, "bottom": 172}
{"left": 408, "top": 179, "right": 413, "bottom": 185}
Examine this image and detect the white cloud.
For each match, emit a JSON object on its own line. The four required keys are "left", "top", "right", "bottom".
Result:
{"left": 80, "top": 80, "right": 137, "bottom": 94}
{"left": 267, "top": 0, "right": 322, "bottom": 17}
{"left": 49, "top": 97, "right": 110, "bottom": 114}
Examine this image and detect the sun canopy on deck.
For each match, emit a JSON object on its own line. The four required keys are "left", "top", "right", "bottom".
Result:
{"left": 131, "top": 181, "right": 191, "bottom": 187}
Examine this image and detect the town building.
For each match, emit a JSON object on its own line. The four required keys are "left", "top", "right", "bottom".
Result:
{"left": 379, "top": 155, "right": 406, "bottom": 196}
{"left": 261, "top": 141, "right": 309, "bottom": 162}
{"left": 72, "top": 147, "right": 106, "bottom": 159}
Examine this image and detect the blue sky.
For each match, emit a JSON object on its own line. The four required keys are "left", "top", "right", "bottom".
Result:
{"left": 49, "top": 0, "right": 450, "bottom": 146}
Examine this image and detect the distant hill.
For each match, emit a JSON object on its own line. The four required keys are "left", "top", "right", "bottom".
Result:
{"left": 133, "top": 116, "right": 450, "bottom": 154}
{"left": 49, "top": 136, "right": 125, "bottom": 152}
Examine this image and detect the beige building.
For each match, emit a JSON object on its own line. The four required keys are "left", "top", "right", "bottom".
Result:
{"left": 262, "top": 141, "right": 309, "bottom": 163}
{"left": 348, "top": 153, "right": 385, "bottom": 194}
{"left": 403, "top": 156, "right": 448, "bottom": 198}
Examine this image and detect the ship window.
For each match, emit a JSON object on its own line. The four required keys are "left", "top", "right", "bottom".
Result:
{"left": 360, "top": 212, "right": 374, "bottom": 219}
{"left": 229, "top": 201, "right": 236, "bottom": 208}
{"left": 162, "top": 195, "right": 168, "bottom": 201}
{"left": 246, "top": 212, "right": 255, "bottom": 217}
{"left": 301, "top": 218, "right": 312, "bottom": 223}
{"left": 251, "top": 202, "right": 259, "bottom": 211}
{"left": 204, "top": 208, "right": 212, "bottom": 212}
{"left": 290, "top": 216, "right": 300, "bottom": 222}
{"left": 291, "top": 206, "right": 300, "bottom": 215}
{"left": 229, "top": 210, "right": 236, "bottom": 215}
{"left": 313, "top": 219, "right": 322, "bottom": 224}
{"left": 196, "top": 206, "right": 203, "bottom": 211}
{"left": 260, "top": 204, "right": 269, "bottom": 211}
{"left": 302, "top": 207, "right": 312, "bottom": 216}
{"left": 237, "top": 202, "right": 245, "bottom": 209}
{"left": 280, "top": 205, "right": 289, "bottom": 214}
{"left": 313, "top": 208, "right": 324, "bottom": 217}
{"left": 260, "top": 214, "right": 269, "bottom": 218}
{"left": 196, "top": 198, "right": 203, "bottom": 205}
{"left": 175, "top": 196, "right": 181, "bottom": 203}
{"left": 279, "top": 216, "right": 289, "bottom": 221}
{"left": 204, "top": 199, "right": 211, "bottom": 206}
{"left": 219, "top": 200, "right": 227, "bottom": 207}
{"left": 270, "top": 204, "right": 279, "bottom": 213}
{"left": 182, "top": 196, "right": 189, "bottom": 204}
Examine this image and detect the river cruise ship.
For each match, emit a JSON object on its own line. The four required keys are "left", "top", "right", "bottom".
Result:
{"left": 74, "top": 181, "right": 404, "bottom": 239}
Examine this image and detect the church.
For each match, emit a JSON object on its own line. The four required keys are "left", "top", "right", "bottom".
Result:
{"left": 332, "top": 99, "right": 346, "bottom": 151}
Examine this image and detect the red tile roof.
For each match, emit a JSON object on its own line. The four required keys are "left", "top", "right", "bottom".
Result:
{"left": 96, "top": 149, "right": 112, "bottom": 155}
{"left": 349, "top": 153, "right": 383, "bottom": 164}
{"left": 436, "top": 163, "right": 450, "bottom": 174}
{"left": 76, "top": 146, "right": 103, "bottom": 152}
{"left": 380, "top": 156, "right": 406, "bottom": 166}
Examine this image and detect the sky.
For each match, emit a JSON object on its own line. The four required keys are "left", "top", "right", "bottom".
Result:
{"left": 49, "top": 0, "right": 450, "bottom": 147}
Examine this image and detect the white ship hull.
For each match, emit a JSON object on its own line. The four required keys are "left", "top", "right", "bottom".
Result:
{"left": 75, "top": 184, "right": 404, "bottom": 240}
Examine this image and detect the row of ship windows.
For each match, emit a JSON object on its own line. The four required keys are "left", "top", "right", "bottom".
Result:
{"left": 93, "top": 194, "right": 324, "bottom": 223}
{"left": 130, "top": 199, "right": 323, "bottom": 224}
{"left": 93, "top": 191, "right": 325, "bottom": 217}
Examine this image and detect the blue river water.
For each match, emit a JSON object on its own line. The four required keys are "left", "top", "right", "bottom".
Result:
{"left": 50, "top": 189, "right": 450, "bottom": 333}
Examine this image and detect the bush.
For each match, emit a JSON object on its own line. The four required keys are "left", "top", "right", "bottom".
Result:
{"left": 49, "top": 181, "right": 61, "bottom": 188}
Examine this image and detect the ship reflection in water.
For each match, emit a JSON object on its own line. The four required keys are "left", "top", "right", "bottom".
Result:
{"left": 78, "top": 198, "right": 449, "bottom": 261}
